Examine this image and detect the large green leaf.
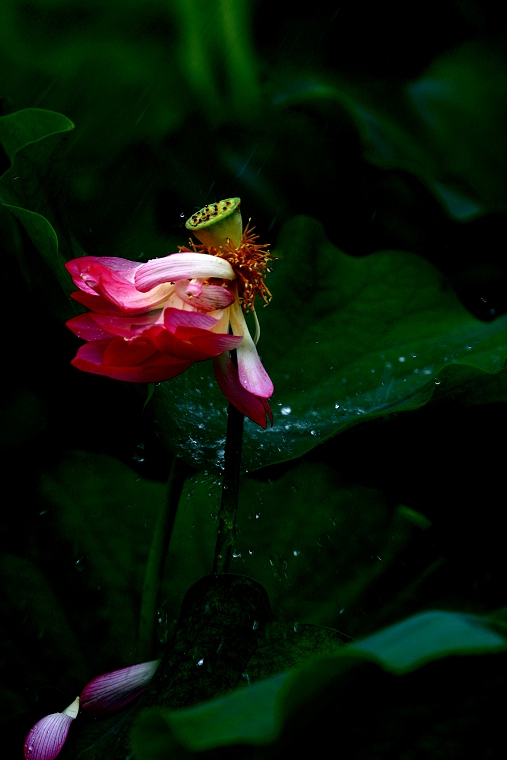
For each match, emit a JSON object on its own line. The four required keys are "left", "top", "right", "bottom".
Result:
{"left": 38, "top": 450, "right": 164, "bottom": 667}
{"left": 151, "top": 215, "right": 507, "bottom": 471}
{"left": 0, "top": 108, "right": 75, "bottom": 296}
{"left": 272, "top": 42, "right": 507, "bottom": 220}
{"left": 131, "top": 610, "right": 506, "bottom": 757}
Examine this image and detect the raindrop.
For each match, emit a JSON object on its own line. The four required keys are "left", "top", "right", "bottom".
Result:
{"left": 232, "top": 551, "right": 242, "bottom": 558}
{"left": 75, "top": 557, "right": 85, "bottom": 572}
{"left": 39, "top": 510, "right": 48, "bottom": 516}
{"left": 248, "top": 549, "right": 254, "bottom": 555}
{"left": 466, "top": 345, "right": 472, "bottom": 350}
{"left": 255, "top": 513, "right": 260, "bottom": 519}
{"left": 411, "top": 353, "right": 418, "bottom": 358}
{"left": 293, "top": 550, "right": 301, "bottom": 556}
{"left": 334, "top": 403, "right": 340, "bottom": 409}
{"left": 197, "top": 659, "right": 204, "bottom": 666}
{"left": 252, "top": 620, "right": 259, "bottom": 630}
{"left": 341, "top": 377, "right": 347, "bottom": 384}
{"left": 180, "top": 212, "right": 186, "bottom": 217}
{"left": 385, "top": 362, "right": 393, "bottom": 370}
{"left": 281, "top": 407, "right": 291, "bottom": 415}
{"left": 398, "top": 356, "right": 406, "bottom": 363}
{"left": 310, "top": 430, "right": 317, "bottom": 436}
{"left": 434, "top": 377, "right": 441, "bottom": 385}
{"left": 294, "top": 622, "right": 299, "bottom": 632}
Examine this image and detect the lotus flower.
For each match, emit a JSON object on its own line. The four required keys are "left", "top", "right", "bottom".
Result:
{"left": 66, "top": 198, "right": 273, "bottom": 427}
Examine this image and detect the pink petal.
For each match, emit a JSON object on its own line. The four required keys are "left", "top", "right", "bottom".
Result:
{"left": 71, "top": 340, "right": 192, "bottom": 382}
{"left": 213, "top": 352, "right": 272, "bottom": 428}
{"left": 229, "top": 301, "right": 274, "bottom": 398}
{"left": 96, "top": 266, "right": 173, "bottom": 312}
{"left": 81, "top": 661, "right": 159, "bottom": 717}
{"left": 164, "top": 308, "right": 219, "bottom": 332}
{"left": 66, "top": 257, "right": 173, "bottom": 312}
{"left": 24, "top": 698, "right": 79, "bottom": 760}
{"left": 65, "top": 256, "right": 141, "bottom": 293}
{"left": 175, "top": 280, "right": 235, "bottom": 311}
{"left": 135, "top": 253, "right": 234, "bottom": 292}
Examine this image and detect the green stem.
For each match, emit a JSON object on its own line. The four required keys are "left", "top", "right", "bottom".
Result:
{"left": 138, "top": 456, "right": 189, "bottom": 660}
{"left": 212, "top": 401, "right": 244, "bottom": 573}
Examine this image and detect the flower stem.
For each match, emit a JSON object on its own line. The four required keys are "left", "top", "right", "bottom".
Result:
{"left": 138, "top": 456, "right": 189, "bottom": 660}
{"left": 212, "top": 401, "right": 244, "bottom": 573}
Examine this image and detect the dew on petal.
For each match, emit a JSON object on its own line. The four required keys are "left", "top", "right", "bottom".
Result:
{"left": 24, "top": 698, "right": 79, "bottom": 760}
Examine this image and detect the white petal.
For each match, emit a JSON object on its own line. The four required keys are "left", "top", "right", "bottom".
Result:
{"left": 229, "top": 300, "right": 274, "bottom": 398}
{"left": 135, "top": 253, "right": 234, "bottom": 292}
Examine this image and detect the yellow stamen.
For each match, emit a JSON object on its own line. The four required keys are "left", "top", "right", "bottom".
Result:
{"left": 180, "top": 221, "right": 274, "bottom": 312}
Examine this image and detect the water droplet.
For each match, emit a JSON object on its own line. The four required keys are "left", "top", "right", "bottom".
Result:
{"left": 294, "top": 622, "right": 299, "bottom": 632}
{"left": 334, "top": 403, "right": 340, "bottom": 409}
{"left": 197, "top": 658, "right": 204, "bottom": 666}
{"left": 341, "top": 377, "right": 347, "bottom": 384}
{"left": 248, "top": 549, "right": 254, "bottom": 555}
{"left": 385, "top": 362, "right": 393, "bottom": 370}
{"left": 232, "top": 551, "right": 242, "bottom": 558}
{"left": 310, "top": 430, "right": 317, "bottom": 436}
{"left": 293, "top": 550, "right": 301, "bottom": 556}
{"left": 434, "top": 377, "right": 441, "bottom": 385}
{"left": 466, "top": 345, "right": 472, "bottom": 350}
{"left": 75, "top": 557, "right": 85, "bottom": 571}
{"left": 281, "top": 406, "right": 291, "bottom": 415}
{"left": 39, "top": 510, "right": 47, "bottom": 516}
{"left": 180, "top": 212, "right": 186, "bottom": 217}
{"left": 398, "top": 356, "right": 406, "bottom": 362}
{"left": 255, "top": 513, "right": 260, "bottom": 519}
{"left": 252, "top": 620, "right": 259, "bottom": 630}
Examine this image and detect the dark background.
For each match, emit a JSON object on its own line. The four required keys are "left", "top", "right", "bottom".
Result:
{"left": 1, "top": 1, "right": 507, "bottom": 756}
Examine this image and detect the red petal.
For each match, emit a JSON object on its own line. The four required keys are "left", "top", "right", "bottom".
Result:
{"left": 102, "top": 337, "right": 159, "bottom": 367}
{"left": 24, "top": 713, "right": 73, "bottom": 760}
{"left": 71, "top": 340, "right": 191, "bottom": 382}
{"left": 213, "top": 353, "right": 271, "bottom": 428}
{"left": 66, "top": 314, "right": 111, "bottom": 341}
{"left": 81, "top": 661, "right": 159, "bottom": 717}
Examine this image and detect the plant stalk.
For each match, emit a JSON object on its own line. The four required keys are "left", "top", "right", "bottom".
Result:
{"left": 212, "top": 401, "right": 244, "bottom": 573}
{"left": 138, "top": 456, "right": 189, "bottom": 660}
